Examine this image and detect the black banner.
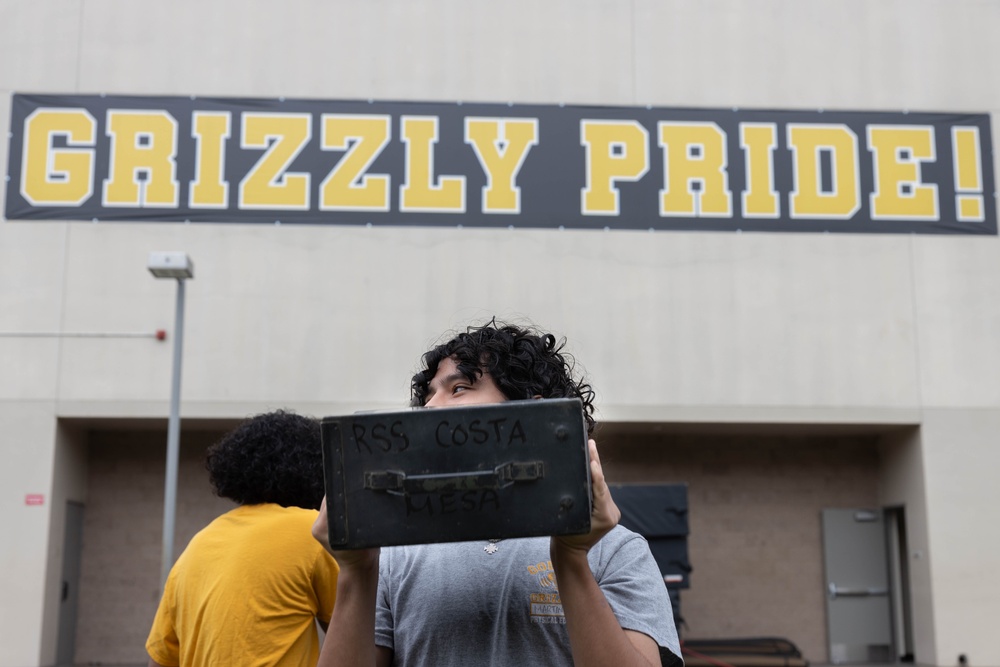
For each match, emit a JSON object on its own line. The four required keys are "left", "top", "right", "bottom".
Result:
{"left": 5, "top": 93, "right": 995, "bottom": 234}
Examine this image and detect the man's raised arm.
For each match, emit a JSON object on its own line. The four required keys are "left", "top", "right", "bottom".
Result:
{"left": 313, "top": 497, "right": 391, "bottom": 667}
{"left": 551, "top": 440, "right": 662, "bottom": 667}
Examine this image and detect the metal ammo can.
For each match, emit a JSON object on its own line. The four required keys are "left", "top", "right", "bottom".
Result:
{"left": 321, "top": 398, "right": 592, "bottom": 549}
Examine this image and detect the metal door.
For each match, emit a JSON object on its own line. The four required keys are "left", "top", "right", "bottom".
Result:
{"left": 56, "top": 501, "right": 84, "bottom": 666}
{"left": 821, "top": 508, "right": 893, "bottom": 664}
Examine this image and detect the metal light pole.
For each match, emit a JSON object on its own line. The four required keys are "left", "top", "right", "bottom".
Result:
{"left": 147, "top": 251, "right": 194, "bottom": 592}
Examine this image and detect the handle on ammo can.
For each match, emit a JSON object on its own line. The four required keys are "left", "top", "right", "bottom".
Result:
{"left": 364, "top": 460, "right": 545, "bottom": 495}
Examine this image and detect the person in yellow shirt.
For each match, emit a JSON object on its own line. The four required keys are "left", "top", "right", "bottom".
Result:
{"left": 146, "top": 410, "right": 339, "bottom": 667}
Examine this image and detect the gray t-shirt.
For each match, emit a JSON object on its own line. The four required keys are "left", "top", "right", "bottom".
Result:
{"left": 375, "top": 525, "right": 681, "bottom": 666}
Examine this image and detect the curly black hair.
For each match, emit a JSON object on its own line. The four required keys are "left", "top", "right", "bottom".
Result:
{"left": 410, "top": 319, "right": 597, "bottom": 434}
{"left": 205, "top": 410, "right": 324, "bottom": 510}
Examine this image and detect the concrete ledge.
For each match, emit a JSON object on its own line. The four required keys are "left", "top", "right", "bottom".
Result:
{"left": 598, "top": 404, "right": 922, "bottom": 427}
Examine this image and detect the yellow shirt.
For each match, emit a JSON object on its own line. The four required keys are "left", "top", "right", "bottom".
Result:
{"left": 146, "top": 504, "right": 339, "bottom": 667}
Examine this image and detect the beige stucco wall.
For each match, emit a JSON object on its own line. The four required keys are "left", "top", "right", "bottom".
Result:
{"left": 0, "top": 404, "right": 59, "bottom": 667}
{"left": 3, "top": 1, "right": 1000, "bottom": 665}
{"left": 36, "top": 423, "right": 89, "bottom": 666}
{"left": 917, "top": 411, "right": 1000, "bottom": 667}
{"left": 879, "top": 428, "right": 935, "bottom": 663}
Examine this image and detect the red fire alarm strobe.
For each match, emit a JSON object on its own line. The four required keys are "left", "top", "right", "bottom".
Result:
{"left": 25, "top": 494, "right": 45, "bottom": 506}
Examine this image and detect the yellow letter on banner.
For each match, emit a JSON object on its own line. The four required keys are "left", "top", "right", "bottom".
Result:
{"left": 103, "top": 110, "right": 179, "bottom": 207}
{"left": 320, "top": 115, "right": 391, "bottom": 211}
{"left": 190, "top": 112, "right": 231, "bottom": 209}
{"left": 952, "top": 126, "right": 985, "bottom": 222}
{"left": 867, "top": 126, "right": 938, "bottom": 220}
{"left": 464, "top": 117, "right": 539, "bottom": 214}
{"left": 21, "top": 108, "right": 96, "bottom": 206}
{"left": 239, "top": 113, "right": 311, "bottom": 210}
{"left": 739, "top": 123, "right": 779, "bottom": 218}
{"left": 399, "top": 116, "right": 465, "bottom": 213}
{"left": 658, "top": 122, "right": 732, "bottom": 217}
{"left": 580, "top": 120, "right": 649, "bottom": 215}
{"left": 787, "top": 124, "right": 860, "bottom": 219}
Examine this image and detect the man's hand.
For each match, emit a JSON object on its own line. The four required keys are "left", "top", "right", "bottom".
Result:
{"left": 312, "top": 496, "right": 380, "bottom": 570}
{"left": 552, "top": 439, "right": 620, "bottom": 557}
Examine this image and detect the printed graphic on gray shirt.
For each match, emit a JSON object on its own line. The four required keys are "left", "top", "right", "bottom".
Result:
{"left": 527, "top": 559, "right": 565, "bottom": 624}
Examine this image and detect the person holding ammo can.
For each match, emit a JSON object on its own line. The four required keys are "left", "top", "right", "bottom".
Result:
{"left": 313, "top": 320, "right": 680, "bottom": 667}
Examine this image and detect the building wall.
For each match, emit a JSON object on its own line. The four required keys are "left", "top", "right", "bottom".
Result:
{"left": 879, "top": 428, "right": 935, "bottom": 663}
{"left": 0, "top": 404, "right": 59, "bottom": 667}
{"left": 918, "top": 411, "right": 1000, "bottom": 667}
{"left": 37, "top": 422, "right": 89, "bottom": 663}
{"left": 72, "top": 428, "right": 232, "bottom": 665}
{"left": 73, "top": 425, "right": 882, "bottom": 664}
{"left": 603, "top": 432, "right": 882, "bottom": 661}
{"left": 3, "top": 1, "right": 1000, "bottom": 665}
